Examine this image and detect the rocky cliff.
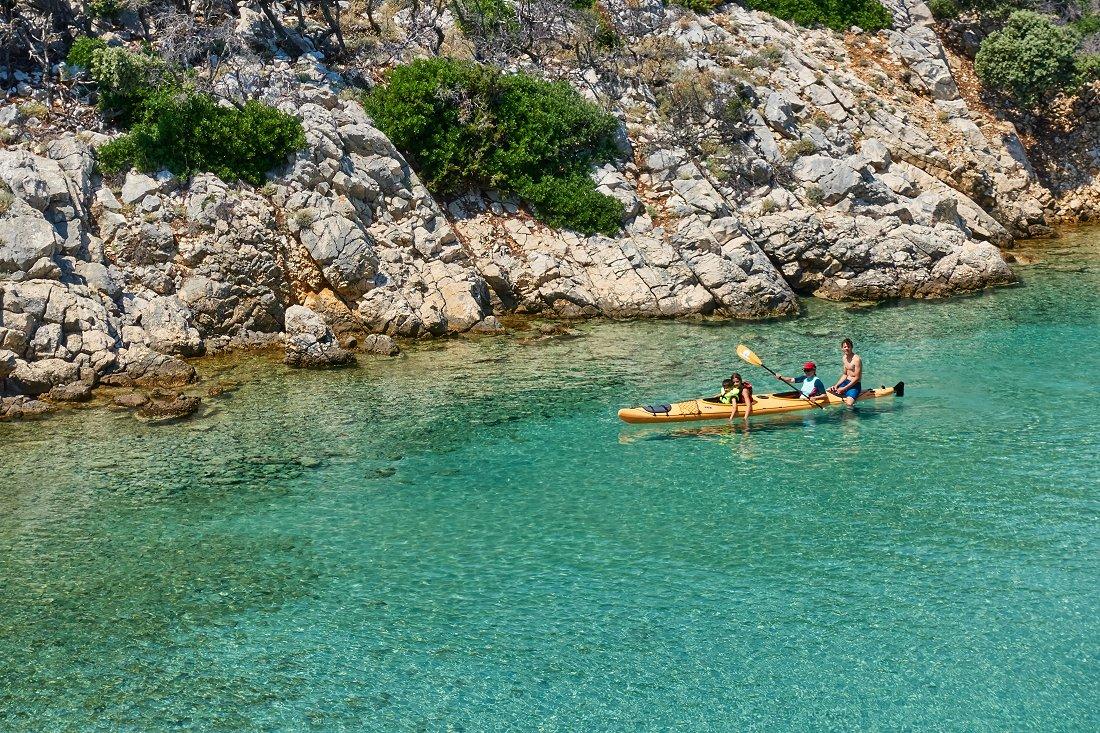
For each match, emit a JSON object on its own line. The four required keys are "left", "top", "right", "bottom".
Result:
{"left": 0, "top": 0, "right": 1092, "bottom": 417}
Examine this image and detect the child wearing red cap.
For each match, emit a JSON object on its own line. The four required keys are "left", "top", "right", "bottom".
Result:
{"left": 777, "top": 362, "right": 827, "bottom": 399}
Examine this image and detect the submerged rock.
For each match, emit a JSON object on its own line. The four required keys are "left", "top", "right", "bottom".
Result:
{"left": 113, "top": 391, "right": 150, "bottom": 409}
{"left": 135, "top": 390, "right": 201, "bottom": 421}
{"left": 0, "top": 395, "right": 50, "bottom": 420}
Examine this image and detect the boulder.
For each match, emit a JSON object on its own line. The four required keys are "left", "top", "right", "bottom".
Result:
{"left": 48, "top": 381, "right": 93, "bottom": 402}
{"left": 120, "top": 171, "right": 174, "bottom": 205}
{"left": 0, "top": 347, "right": 17, "bottom": 375}
{"left": 860, "top": 139, "right": 892, "bottom": 171}
{"left": 362, "top": 333, "right": 400, "bottom": 356}
{"left": 109, "top": 346, "right": 197, "bottom": 387}
{"left": 0, "top": 215, "right": 60, "bottom": 273}
{"left": 298, "top": 210, "right": 379, "bottom": 299}
{"left": 283, "top": 304, "right": 355, "bottom": 368}
{"left": 8, "top": 357, "right": 80, "bottom": 395}
{"left": 0, "top": 149, "right": 71, "bottom": 211}
{"left": 140, "top": 296, "right": 204, "bottom": 357}
{"left": 762, "top": 92, "right": 794, "bottom": 131}
{"left": 0, "top": 395, "right": 51, "bottom": 420}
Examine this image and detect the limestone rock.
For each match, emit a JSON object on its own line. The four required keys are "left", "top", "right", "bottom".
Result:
{"left": 0, "top": 349, "right": 17, "bottom": 379}
{"left": 362, "top": 333, "right": 400, "bottom": 356}
{"left": 9, "top": 357, "right": 80, "bottom": 395}
{"left": 0, "top": 215, "right": 60, "bottom": 273}
{"left": 111, "top": 346, "right": 197, "bottom": 387}
{"left": 0, "top": 395, "right": 51, "bottom": 420}
{"left": 113, "top": 391, "right": 150, "bottom": 408}
{"left": 48, "top": 381, "right": 93, "bottom": 402}
{"left": 136, "top": 390, "right": 201, "bottom": 421}
{"left": 120, "top": 171, "right": 174, "bottom": 205}
{"left": 140, "top": 296, "right": 204, "bottom": 357}
{"left": 284, "top": 304, "right": 355, "bottom": 368}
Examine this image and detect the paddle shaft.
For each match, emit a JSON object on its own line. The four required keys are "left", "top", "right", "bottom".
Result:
{"left": 757, "top": 362, "right": 826, "bottom": 410}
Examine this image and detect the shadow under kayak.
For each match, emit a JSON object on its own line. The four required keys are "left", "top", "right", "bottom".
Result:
{"left": 618, "top": 382, "right": 905, "bottom": 424}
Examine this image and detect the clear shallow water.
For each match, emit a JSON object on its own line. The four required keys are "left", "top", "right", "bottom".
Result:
{"left": 1, "top": 231, "right": 1098, "bottom": 731}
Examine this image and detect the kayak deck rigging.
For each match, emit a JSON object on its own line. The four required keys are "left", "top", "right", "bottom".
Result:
{"left": 618, "top": 382, "right": 904, "bottom": 424}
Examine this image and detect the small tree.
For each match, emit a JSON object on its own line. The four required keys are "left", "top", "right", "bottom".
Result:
{"left": 975, "top": 10, "right": 1082, "bottom": 107}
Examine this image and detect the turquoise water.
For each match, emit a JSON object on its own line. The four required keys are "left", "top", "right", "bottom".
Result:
{"left": 2, "top": 231, "right": 1098, "bottom": 731}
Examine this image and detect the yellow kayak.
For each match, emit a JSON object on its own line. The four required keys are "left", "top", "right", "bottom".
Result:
{"left": 618, "top": 382, "right": 904, "bottom": 424}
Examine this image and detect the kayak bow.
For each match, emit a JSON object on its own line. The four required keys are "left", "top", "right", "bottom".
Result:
{"left": 617, "top": 382, "right": 904, "bottom": 424}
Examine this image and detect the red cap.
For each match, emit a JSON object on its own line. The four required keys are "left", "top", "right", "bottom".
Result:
{"left": 803, "top": 362, "right": 816, "bottom": 370}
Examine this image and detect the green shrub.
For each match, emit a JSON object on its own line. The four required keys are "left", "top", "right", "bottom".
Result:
{"left": 364, "top": 58, "right": 625, "bottom": 236}
{"left": 453, "top": 0, "right": 515, "bottom": 29}
{"left": 1072, "top": 14, "right": 1100, "bottom": 36}
{"left": 18, "top": 101, "right": 49, "bottom": 118}
{"left": 974, "top": 11, "right": 1081, "bottom": 106}
{"left": 783, "top": 136, "right": 817, "bottom": 160}
{"left": 66, "top": 36, "right": 107, "bottom": 69}
{"left": 1077, "top": 53, "right": 1100, "bottom": 83}
{"left": 522, "top": 174, "right": 626, "bottom": 234}
{"left": 804, "top": 183, "right": 825, "bottom": 205}
{"left": 98, "top": 87, "right": 306, "bottom": 186}
{"left": 927, "top": 0, "right": 960, "bottom": 20}
{"left": 671, "top": 0, "right": 721, "bottom": 12}
{"left": 88, "top": 45, "right": 166, "bottom": 125}
{"left": 88, "top": 0, "right": 123, "bottom": 18}
{"left": 84, "top": 44, "right": 304, "bottom": 189}
{"left": 591, "top": 8, "right": 623, "bottom": 49}
{"left": 743, "top": 0, "right": 893, "bottom": 32}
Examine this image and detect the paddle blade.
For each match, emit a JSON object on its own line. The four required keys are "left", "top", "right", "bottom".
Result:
{"left": 736, "top": 344, "right": 762, "bottom": 367}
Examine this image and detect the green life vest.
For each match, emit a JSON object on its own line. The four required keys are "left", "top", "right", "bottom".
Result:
{"left": 718, "top": 385, "right": 742, "bottom": 404}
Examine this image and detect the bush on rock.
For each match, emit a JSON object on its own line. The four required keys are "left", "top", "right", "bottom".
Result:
{"left": 98, "top": 89, "right": 306, "bottom": 186}
{"left": 742, "top": 0, "right": 893, "bottom": 32}
{"left": 70, "top": 38, "right": 305, "bottom": 186}
{"left": 974, "top": 11, "right": 1082, "bottom": 107}
{"left": 671, "top": 0, "right": 722, "bottom": 12}
{"left": 363, "top": 58, "right": 625, "bottom": 236}
{"left": 65, "top": 36, "right": 107, "bottom": 70}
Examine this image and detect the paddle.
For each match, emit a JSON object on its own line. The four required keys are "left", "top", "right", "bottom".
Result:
{"left": 736, "top": 343, "right": 825, "bottom": 410}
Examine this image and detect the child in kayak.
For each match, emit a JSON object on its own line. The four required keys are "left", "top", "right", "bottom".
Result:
{"left": 777, "top": 362, "right": 827, "bottom": 401}
{"left": 720, "top": 373, "right": 753, "bottom": 424}
{"left": 716, "top": 379, "right": 736, "bottom": 403}
{"left": 828, "top": 338, "right": 863, "bottom": 406}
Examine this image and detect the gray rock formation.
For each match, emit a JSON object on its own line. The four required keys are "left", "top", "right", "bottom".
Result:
{"left": 283, "top": 304, "right": 355, "bottom": 368}
{"left": 362, "top": 333, "right": 400, "bottom": 356}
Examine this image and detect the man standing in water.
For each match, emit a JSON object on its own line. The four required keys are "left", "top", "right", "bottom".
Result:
{"left": 829, "top": 338, "right": 863, "bottom": 406}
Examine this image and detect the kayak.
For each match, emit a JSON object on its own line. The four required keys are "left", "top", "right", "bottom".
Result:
{"left": 617, "top": 382, "right": 904, "bottom": 424}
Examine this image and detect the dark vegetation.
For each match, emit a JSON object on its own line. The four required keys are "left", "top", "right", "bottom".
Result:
{"left": 671, "top": 0, "right": 893, "bottom": 32}
{"left": 65, "top": 40, "right": 304, "bottom": 185}
{"left": 973, "top": 10, "right": 1087, "bottom": 106}
{"left": 928, "top": 0, "right": 1099, "bottom": 108}
{"left": 740, "top": 0, "right": 893, "bottom": 32}
{"left": 363, "top": 58, "right": 624, "bottom": 235}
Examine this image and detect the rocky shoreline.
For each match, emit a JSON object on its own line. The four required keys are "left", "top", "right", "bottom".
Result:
{"left": 2, "top": 0, "right": 1096, "bottom": 421}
